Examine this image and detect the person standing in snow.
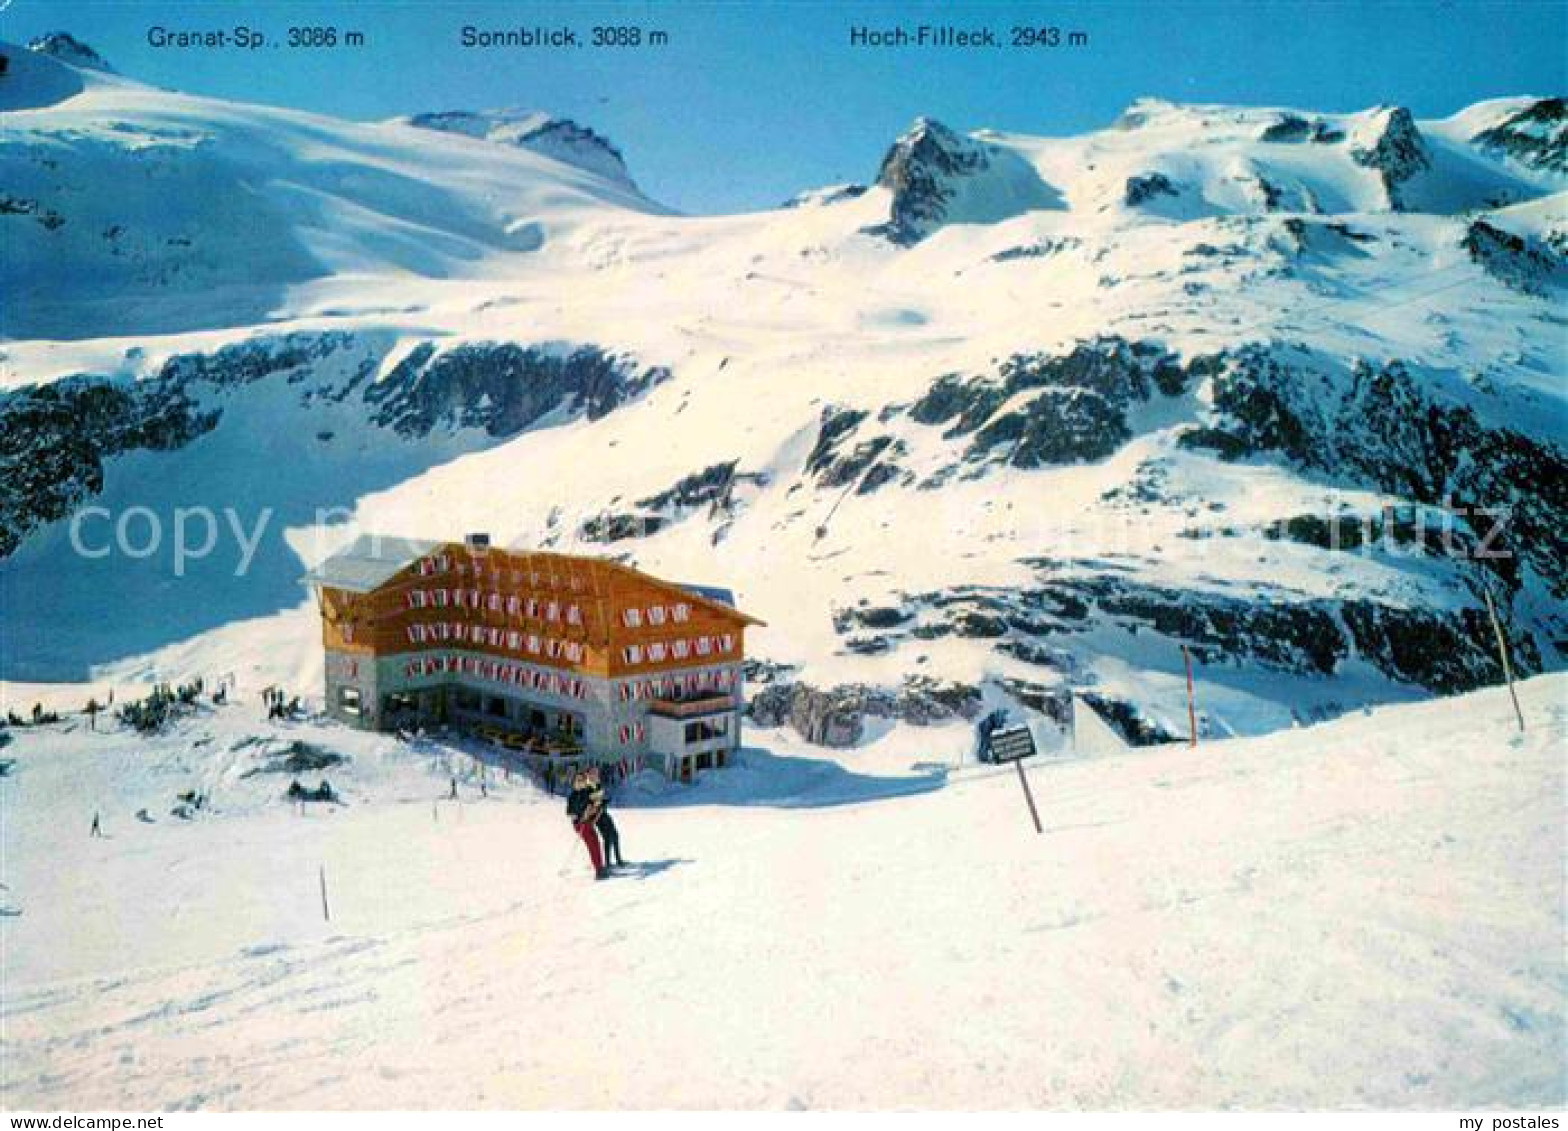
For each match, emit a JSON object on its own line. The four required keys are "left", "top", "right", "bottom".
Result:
{"left": 586, "top": 766, "right": 625, "bottom": 868}
{"left": 89, "top": 812, "right": 102, "bottom": 838}
{"left": 566, "top": 769, "right": 606, "bottom": 880}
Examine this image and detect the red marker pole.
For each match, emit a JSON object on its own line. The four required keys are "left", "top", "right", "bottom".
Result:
{"left": 1182, "top": 645, "right": 1198, "bottom": 748}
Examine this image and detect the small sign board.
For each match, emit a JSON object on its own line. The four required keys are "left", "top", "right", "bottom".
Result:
{"left": 987, "top": 724, "right": 1037, "bottom": 763}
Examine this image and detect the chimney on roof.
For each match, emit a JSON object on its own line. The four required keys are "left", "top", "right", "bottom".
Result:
{"left": 465, "top": 532, "right": 491, "bottom": 549}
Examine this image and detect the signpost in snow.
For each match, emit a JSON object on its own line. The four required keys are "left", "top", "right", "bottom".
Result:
{"left": 1182, "top": 644, "right": 1199, "bottom": 747}
{"left": 1482, "top": 587, "right": 1525, "bottom": 733}
{"left": 989, "top": 725, "right": 1043, "bottom": 835}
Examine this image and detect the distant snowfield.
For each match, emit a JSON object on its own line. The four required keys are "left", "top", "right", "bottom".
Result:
{"left": 1, "top": 677, "right": 1561, "bottom": 1110}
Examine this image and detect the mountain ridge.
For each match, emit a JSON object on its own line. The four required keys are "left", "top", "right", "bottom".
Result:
{"left": 2, "top": 35, "right": 1563, "bottom": 749}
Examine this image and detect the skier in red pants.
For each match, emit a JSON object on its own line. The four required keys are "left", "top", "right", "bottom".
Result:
{"left": 566, "top": 769, "right": 606, "bottom": 879}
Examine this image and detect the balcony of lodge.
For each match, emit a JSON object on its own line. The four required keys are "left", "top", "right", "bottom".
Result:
{"left": 647, "top": 693, "right": 734, "bottom": 719}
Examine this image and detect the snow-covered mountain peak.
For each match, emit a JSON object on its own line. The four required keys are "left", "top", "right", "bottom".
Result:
{"left": 25, "top": 31, "right": 115, "bottom": 73}
{"left": 1346, "top": 105, "right": 1431, "bottom": 207}
{"left": 400, "top": 108, "right": 636, "bottom": 190}
{"left": 870, "top": 115, "right": 1062, "bottom": 243}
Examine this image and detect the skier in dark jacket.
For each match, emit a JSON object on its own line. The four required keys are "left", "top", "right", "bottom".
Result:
{"left": 566, "top": 769, "right": 606, "bottom": 879}
{"left": 586, "top": 765, "right": 624, "bottom": 868}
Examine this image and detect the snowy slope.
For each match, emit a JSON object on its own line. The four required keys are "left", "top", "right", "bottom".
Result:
{"left": 1, "top": 35, "right": 1565, "bottom": 747}
{"left": 1, "top": 676, "right": 1562, "bottom": 1109}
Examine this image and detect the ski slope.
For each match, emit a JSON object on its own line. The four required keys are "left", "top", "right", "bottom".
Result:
{"left": 2, "top": 676, "right": 1562, "bottom": 1109}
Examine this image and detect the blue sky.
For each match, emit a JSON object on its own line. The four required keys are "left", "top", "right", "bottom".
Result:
{"left": 6, "top": 1, "right": 1565, "bottom": 212}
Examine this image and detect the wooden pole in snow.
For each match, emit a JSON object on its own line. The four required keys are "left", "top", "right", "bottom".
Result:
{"left": 1482, "top": 587, "right": 1525, "bottom": 733}
{"left": 1182, "top": 645, "right": 1198, "bottom": 747}
{"left": 1014, "top": 759, "right": 1043, "bottom": 835}
{"left": 319, "top": 865, "right": 331, "bottom": 922}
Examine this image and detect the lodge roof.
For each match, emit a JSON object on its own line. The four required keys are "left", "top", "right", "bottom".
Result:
{"left": 299, "top": 534, "right": 443, "bottom": 594}
{"left": 300, "top": 534, "right": 764, "bottom": 626}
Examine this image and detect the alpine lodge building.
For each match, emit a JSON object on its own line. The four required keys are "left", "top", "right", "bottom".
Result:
{"left": 302, "top": 534, "right": 763, "bottom": 781}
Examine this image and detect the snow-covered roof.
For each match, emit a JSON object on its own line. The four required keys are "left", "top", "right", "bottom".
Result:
{"left": 678, "top": 582, "right": 736, "bottom": 607}
{"left": 299, "top": 534, "right": 442, "bottom": 594}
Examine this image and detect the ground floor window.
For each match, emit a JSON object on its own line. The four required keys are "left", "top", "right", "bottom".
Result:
{"left": 684, "top": 715, "right": 729, "bottom": 744}
{"left": 384, "top": 691, "right": 418, "bottom": 714}
{"left": 485, "top": 695, "right": 508, "bottom": 718}
{"left": 338, "top": 686, "right": 361, "bottom": 716}
{"left": 453, "top": 688, "right": 481, "bottom": 712}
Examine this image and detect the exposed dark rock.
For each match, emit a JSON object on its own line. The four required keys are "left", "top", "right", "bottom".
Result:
{"left": 1078, "top": 693, "right": 1182, "bottom": 746}
{"left": 803, "top": 407, "right": 908, "bottom": 491}
{"left": 742, "top": 658, "right": 798, "bottom": 686}
{"left": 366, "top": 343, "right": 668, "bottom": 437}
{"left": 949, "top": 608, "right": 1009, "bottom": 638}
{"left": 1124, "top": 173, "right": 1178, "bottom": 207}
{"left": 637, "top": 461, "right": 768, "bottom": 512}
{"left": 857, "top": 605, "right": 913, "bottom": 629}
{"left": 867, "top": 117, "right": 1059, "bottom": 244}
{"left": 1190, "top": 347, "right": 1568, "bottom": 596}
{"left": 2, "top": 332, "right": 669, "bottom": 560}
{"left": 782, "top": 184, "right": 869, "bottom": 209}
{"left": 871, "top": 118, "right": 990, "bottom": 245}
{"left": 907, "top": 338, "right": 1204, "bottom": 471}
{"left": 997, "top": 678, "right": 1073, "bottom": 727}
{"left": 988, "top": 237, "right": 1081, "bottom": 263}
{"left": 1471, "top": 97, "right": 1566, "bottom": 174}
{"left": 1341, "top": 602, "right": 1525, "bottom": 695}
{"left": 26, "top": 32, "right": 114, "bottom": 72}
{"left": 404, "top": 110, "right": 634, "bottom": 188}
{"left": 842, "top": 634, "right": 894, "bottom": 655}
{"left": 1259, "top": 113, "right": 1340, "bottom": 144}
{"left": 577, "top": 512, "right": 666, "bottom": 543}
{"left": 804, "top": 406, "right": 868, "bottom": 475}
{"left": 1349, "top": 107, "right": 1430, "bottom": 210}
{"left": 747, "top": 683, "right": 868, "bottom": 746}
{"left": 747, "top": 675, "right": 983, "bottom": 745}
{"left": 1462, "top": 218, "right": 1563, "bottom": 294}
{"left": 241, "top": 740, "right": 345, "bottom": 776}
{"left": 0, "top": 377, "right": 217, "bottom": 557}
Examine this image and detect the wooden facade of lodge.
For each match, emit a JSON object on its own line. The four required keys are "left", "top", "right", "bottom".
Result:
{"left": 302, "top": 534, "right": 763, "bottom": 781}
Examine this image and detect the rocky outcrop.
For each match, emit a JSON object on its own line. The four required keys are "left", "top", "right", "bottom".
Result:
{"left": 0, "top": 378, "right": 216, "bottom": 557}
{"left": 1259, "top": 113, "right": 1342, "bottom": 144}
{"left": 1124, "top": 172, "right": 1179, "bottom": 207}
{"left": 365, "top": 342, "right": 668, "bottom": 437}
{"left": 748, "top": 676, "right": 983, "bottom": 746}
{"left": 803, "top": 407, "right": 910, "bottom": 493}
{"left": 1078, "top": 693, "right": 1182, "bottom": 746}
{"left": 1471, "top": 98, "right": 1566, "bottom": 174}
{"left": 783, "top": 184, "right": 868, "bottom": 209}
{"left": 26, "top": 32, "right": 114, "bottom": 72}
{"left": 907, "top": 338, "right": 1201, "bottom": 471}
{"left": 637, "top": 460, "right": 770, "bottom": 515}
{"left": 867, "top": 118, "right": 1059, "bottom": 244}
{"left": 1178, "top": 348, "right": 1568, "bottom": 596}
{"left": 576, "top": 461, "right": 771, "bottom": 545}
{"left": 1462, "top": 218, "right": 1563, "bottom": 294}
{"left": 1349, "top": 107, "right": 1430, "bottom": 210}
{"left": 871, "top": 119, "right": 989, "bottom": 245}
{"left": 403, "top": 109, "right": 635, "bottom": 188}
{"left": 577, "top": 512, "right": 666, "bottom": 544}
{"left": 836, "top": 568, "right": 1533, "bottom": 701}
{"left": 1, "top": 333, "right": 668, "bottom": 558}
